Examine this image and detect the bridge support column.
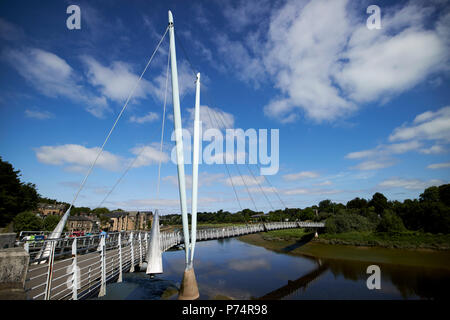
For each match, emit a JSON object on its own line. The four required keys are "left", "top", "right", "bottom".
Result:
{"left": 178, "top": 267, "right": 199, "bottom": 300}
{"left": 146, "top": 211, "right": 163, "bottom": 274}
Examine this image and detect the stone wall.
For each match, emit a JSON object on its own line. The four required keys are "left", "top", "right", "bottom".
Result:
{"left": 0, "top": 233, "right": 16, "bottom": 249}
{"left": 0, "top": 247, "right": 29, "bottom": 299}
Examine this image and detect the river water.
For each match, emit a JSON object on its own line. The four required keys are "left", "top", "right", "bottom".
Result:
{"left": 95, "top": 237, "right": 450, "bottom": 300}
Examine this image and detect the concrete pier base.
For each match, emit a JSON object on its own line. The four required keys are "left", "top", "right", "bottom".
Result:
{"left": 0, "top": 247, "right": 29, "bottom": 299}
{"left": 178, "top": 268, "right": 199, "bottom": 300}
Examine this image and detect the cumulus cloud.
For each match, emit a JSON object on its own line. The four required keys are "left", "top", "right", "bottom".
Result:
{"left": 25, "top": 109, "right": 54, "bottom": 120}
{"left": 34, "top": 143, "right": 169, "bottom": 172}
{"left": 378, "top": 177, "right": 445, "bottom": 190}
{"left": 346, "top": 106, "right": 450, "bottom": 170}
{"left": 225, "top": 175, "right": 265, "bottom": 187}
{"left": 186, "top": 105, "right": 235, "bottom": 131}
{"left": 389, "top": 106, "right": 450, "bottom": 143}
{"left": 215, "top": 0, "right": 450, "bottom": 123}
{"left": 163, "top": 172, "right": 225, "bottom": 189}
{"left": 2, "top": 47, "right": 109, "bottom": 118}
{"left": 35, "top": 144, "right": 123, "bottom": 171}
{"left": 350, "top": 159, "right": 396, "bottom": 171}
{"left": 129, "top": 112, "right": 159, "bottom": 124}
{"left": 427, "top": 162, "right": 450, "bottom": 169}
{"left": 129, "top": 145, "right": 169, "bottom": 168}
{"left": 282, "top": 171, "right": 319, "bottom": 181}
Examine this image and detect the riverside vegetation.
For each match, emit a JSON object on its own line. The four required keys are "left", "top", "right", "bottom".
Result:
{"left": 1, "top": 156, "right": 449, "bottom": 252}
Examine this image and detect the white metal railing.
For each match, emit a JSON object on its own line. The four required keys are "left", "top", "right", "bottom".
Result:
{"left": 22, "top": 221, "right": 324, "bottom": 300}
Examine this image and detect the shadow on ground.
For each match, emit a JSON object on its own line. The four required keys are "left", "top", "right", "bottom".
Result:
{"left": 280, "top": 232, "right": 316, "bottom": 253}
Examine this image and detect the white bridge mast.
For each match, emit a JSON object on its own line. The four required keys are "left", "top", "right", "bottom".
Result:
{"left": 168, "top": 10, "right": 200, "bottom": 300}
{"left": 168, "top": 10, "right": 190, "bottom": 267}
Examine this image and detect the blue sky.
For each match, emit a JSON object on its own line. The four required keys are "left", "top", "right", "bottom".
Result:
{"left": 0, "top": 0, "right": 449, "bottom": 214}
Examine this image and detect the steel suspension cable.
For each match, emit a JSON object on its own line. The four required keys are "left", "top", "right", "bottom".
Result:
{"left": 203, "top": 104, "right": 243, "bottom": 211}
{"left": 156, "top": 47, "right": 171, "bottom": 201}
{"left": 207, "top": 103, "right": 259, "bottom": 212}
{"left": 173, "top": 30, "right": 282, "bottom": 213}
{"left": 92, "top": 47, "right": 171, "bottom": 211}
{"left": 67, "top": 26, "right": 169, "bottom": 213}
{"left": 214, "top": 109, "right": 276, "bottom": 212}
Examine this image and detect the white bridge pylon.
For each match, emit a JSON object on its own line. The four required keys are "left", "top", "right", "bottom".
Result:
{"left": 146, "top": 10, "right": 200, "bottom": 299}
{"left": 146, "top": 210, "right": 163, "bottom": 274}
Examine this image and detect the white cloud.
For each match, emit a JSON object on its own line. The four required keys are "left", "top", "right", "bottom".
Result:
{"left": 282, "top": 171, "right": 319, "bottom": 181}
{"left": 221, "top": 0, "right": 272, "bottom": 31}
{"left": 346, "top": 106, "right": 450, "bottom": 170}
{"left": 25, "top": 109, "right": 54, "bottom": 120}
{"left": 419, "top": 144, "right": 446, "bottom": 154}
{"left": 129, "top": 112, "right": 159, "bottom": 124}
{"left": 186, "top": 105, "right": 235, "bottom": 131}
{"left": 163, "top": 172, "right": 225, "bottom": 189}
{"left": 215, "top": 0, "right": 449, "bottom": 123}
{"left": 2, "top": 47, "right": 109, "bottom": 117}
{"left": 379, "top": 177, "right": 445, "bottom": 190}
{"left": 34, "top": 143, "right": 169, "bottom": 172}
{"left": 314, "top": 180, "right": 332, "bottom": 186}
{"left": 389, "top": 106, "right": 450, "bottom": 143}
{"left": 351, "top": 160, "right": 396, "bottom": 171}
{"left": 129, "top": 145, "right": 169, "bottom": 168}
{"left": 427, "top": 162, "right": 450, "bottom": 169}
{"left": 282, "top": 187, "right": 342, "bottom": 196}
{"left": 81, "top": 56, "right": 153, "bottom": 103}
{"left": 225, "top": 175, "right": 265, "bottom": 187}
{"left": 35, "top": 144, "right": 123, "bottom": 171}
{"left": 346, "top": 141, "right": 423, "bottom": 160}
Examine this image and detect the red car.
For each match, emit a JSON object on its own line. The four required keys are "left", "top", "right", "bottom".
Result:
{"left": 69, "top": 231, "right": 85, "bottom": 237}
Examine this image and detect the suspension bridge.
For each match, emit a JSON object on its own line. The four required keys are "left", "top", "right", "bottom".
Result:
{"left": 9, "top": 10, "right": 326, "bottom": 300}
{"left": 22, "top": 221, "right": 324, "bottom": 300}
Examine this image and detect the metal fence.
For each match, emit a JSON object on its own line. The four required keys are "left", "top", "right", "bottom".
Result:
{"left": 22, "top": 221, "right": 324, "bottom": 300}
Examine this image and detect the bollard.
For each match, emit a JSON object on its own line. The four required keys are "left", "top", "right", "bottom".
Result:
{"left": 44, "top": 241, "right": 56, "bottom": 300}
{"left": 129, "top": 232, "right": 135, "bottom": 273}
{"left": 98, "top": 235, "right": 106, "bottom": 297}
{"left": 71, "top": 238, "right": 78, "bottom": 300}
{"left": 118, "top": 233, "right": 123, "bottom": 283}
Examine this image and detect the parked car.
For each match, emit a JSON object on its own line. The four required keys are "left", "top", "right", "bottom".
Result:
{"left": 69, "top": 231, "right": 85, "bottom": 237}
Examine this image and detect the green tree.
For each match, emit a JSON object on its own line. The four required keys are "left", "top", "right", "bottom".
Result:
{"left": 369, "top": 192, "right": 389, "bottom": 215}
{"left": 0, "top": 157, "right": 39, "bottom": 226}
{"left": 325, "top": 211, "right": 377, "bottom": 234}
{"left": 420, "top": 186, "right": 440, "bottom": 203}
{"left": 376, "top": 210, "right": 406, "bottom": 232}
{"left": 92, "top": 207, "right": 110, "bottom": 216}
{"left": 347, "top": 197, "right": 368, "bottom": 210}
{"left": 43, "top": 215, "right": 61, "bottom": 231}
{"left": 438, "top": 184, "right": 450, "bottom": 206}
{"left": 13, "top": 211, "right": 42, "bottom": 232}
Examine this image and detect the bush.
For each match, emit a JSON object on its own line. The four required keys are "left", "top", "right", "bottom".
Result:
{"left": 43, "top": 215, "right": 61, "bottom": 231}
{"left": 376, "top": 211, "right": 406, "bottom": 232}
{"left": 325, "top": 212, "right": 376, "bottom": 234}
{"left": 13, "top": 211, "right": 42, "bottom": 232}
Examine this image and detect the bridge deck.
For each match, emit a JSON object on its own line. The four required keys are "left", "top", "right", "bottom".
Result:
{"left": 22, "top": 221, "right": 324, "bottom": 300}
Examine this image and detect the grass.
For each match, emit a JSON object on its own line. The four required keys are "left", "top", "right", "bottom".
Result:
{"left": 258, "top": 228, "right": 311, "bottom": 241}
{"left": 238, "top": 231, "right": 450, "bottom": 269}
{"left": 317, "top": 231, "right": 450, "bottom": 250}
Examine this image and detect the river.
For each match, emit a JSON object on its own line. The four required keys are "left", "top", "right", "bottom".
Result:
{"left": 94, "top": 237, "right": 450, "bottom": 300}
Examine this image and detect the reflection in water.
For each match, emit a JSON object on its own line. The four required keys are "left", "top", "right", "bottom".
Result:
{"left": 257, "top": 262, "right": 329, "bottom": 300}
{"left": 95, "top": 238, "right": 450, "bottom": 300}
